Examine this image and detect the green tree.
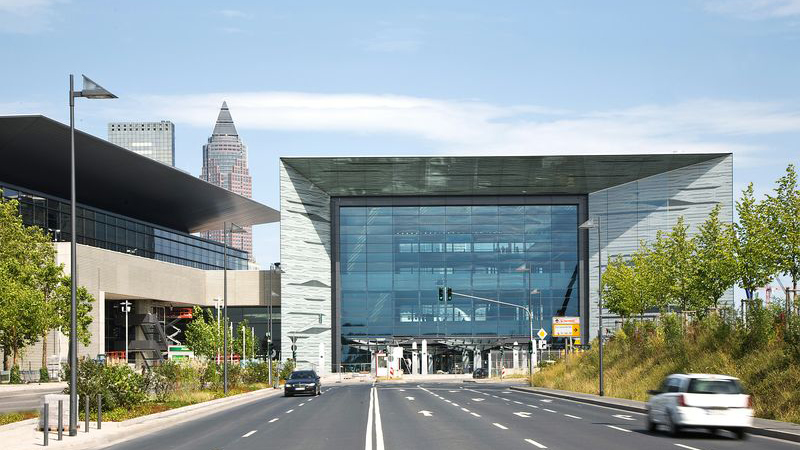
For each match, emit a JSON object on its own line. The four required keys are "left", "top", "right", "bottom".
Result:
{"left": 602, "top": 244, "right": 659, "bottom": 319}
{"left": 693, "top": 205, "right": 738, "bottom": 310}
{"left": 185, "top": 306, "right": 222, "bottom": 361}
{"left": 735, "top": 183, "right": 776, "bottom": 300}
{"left": 764, "top": 164, "right": 800, "bottom": 307}
{"left": 656, "top": 217, "right": 698, "bottom": 313}
{"left": 232, "top": 319, "right": 250, "bottom": 360}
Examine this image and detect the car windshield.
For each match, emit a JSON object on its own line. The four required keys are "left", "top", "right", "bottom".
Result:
{"left": 687, "top": 379, "right": 742, "bottom": 394}
{"left": 289, "top": 371, "right": 315, "bottom": 380}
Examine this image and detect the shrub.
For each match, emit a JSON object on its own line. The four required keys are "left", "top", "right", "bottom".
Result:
{"left": 9, "top": 366, "right": 21, "bottom": 384}
{"left": 279, "top": 359, "right": 295, "bottom": 381}
{"left": 243, "top": 361, "right": 271, "bottom": 384}
{"left": 67, "top": 358, "right": 147, "bottom": 410}
{"left": 785, "top": 314, "right": 800, "bottom": 364}
{"left": 39, "top": 367, "right": 50, "bottom": 383}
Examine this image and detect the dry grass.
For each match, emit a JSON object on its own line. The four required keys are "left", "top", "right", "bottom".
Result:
{"left": 532, "top": 318, "right": 800, "bottom": 424}
{"left": 0, "top": 410, "right": 37, "bottom": 426}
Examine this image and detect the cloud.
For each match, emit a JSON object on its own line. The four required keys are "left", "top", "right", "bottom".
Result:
{"left": 219, "top": 9, "right": 249, "bottom": 19}
{"left": 705, "top": 0, "right": 800, "bottom": 19}
{"left": 0, "top": 0, "right": 62, "bottom": 34}
{"left": 114, "top": 92, "right": 800, "bottom": 159}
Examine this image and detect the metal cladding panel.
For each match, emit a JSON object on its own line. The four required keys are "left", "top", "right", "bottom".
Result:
{"left": 280, "top": 162, "right": 333, "bottom": 374}
{"left": 587, "top": 155, "right": 734, "bottom": 338}
{"left": 0, "top": 115, "right": 278, "bottom": 233}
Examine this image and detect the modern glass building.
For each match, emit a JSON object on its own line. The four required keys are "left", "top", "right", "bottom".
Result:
{"left": 108, "top": 121, "right": 175, "bottom": 166}
{"left": 280, "top": 155, "right": 733, "bottom": 374}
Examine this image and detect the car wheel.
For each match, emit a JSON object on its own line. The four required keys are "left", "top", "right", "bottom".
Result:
{"left": 733, "top": 428, "right": 748, "bottom": 440}
{"left": 667, "top": 411, "right": 681, "bottom": 437}
{"left": 646, "top": 412, "right": 657, "bottom": 432}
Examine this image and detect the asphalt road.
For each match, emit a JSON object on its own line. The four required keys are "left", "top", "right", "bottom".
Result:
{"left": 0, "top": 385, "right": 65, "bottom": 413}
{"left": 106, "top": 381, "right": 799, "bottom": 450}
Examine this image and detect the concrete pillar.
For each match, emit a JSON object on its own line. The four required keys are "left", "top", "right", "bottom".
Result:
{"left": 512, "top": 342, "right": 520, "bottom": 369}
{"left": 411, "top": 342, "right": 418, "bottom": 375}
{"left": 421, "top": 339, "right": 428, "bottom": 376}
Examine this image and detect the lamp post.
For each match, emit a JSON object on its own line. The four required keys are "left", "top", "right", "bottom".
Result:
{"left": 579, "top": 216, "right": 604, "bottom": 396}
{"left": 222, "top": 222, "right": 246, "bottom": 395}
{"left": 268, "top": 262, "right": 282, "bottom": 386}
{"left": 120, "top": 301, "right": 131, "bottom": 365}
{"left": 515, "top": 264, "right": 536, "bottom": 379}
{"left": 68, "top": 74, "right": 116, "bottom": 436}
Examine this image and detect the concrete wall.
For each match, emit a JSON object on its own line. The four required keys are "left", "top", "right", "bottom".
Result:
{"left": 586, "top": 155, "right": 734, "bottom": 338}
{"left": 8, "top": 242, "right": 277, "bottom": 373}
{"left": 279, "top": 161, "right": 333, "bottom": 374}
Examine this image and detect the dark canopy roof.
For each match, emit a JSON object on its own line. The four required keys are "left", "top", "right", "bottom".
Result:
{"left": 0, "top": 115, "right": 278, "bottom": 233}
{"left": 282, "top": 153, "right": 729, "bottom": 197}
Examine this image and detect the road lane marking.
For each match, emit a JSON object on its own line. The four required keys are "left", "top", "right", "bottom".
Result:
{"left": 564, "top": 414, "right": 582, "bottom": 419}
{"left": 471, "top": 412, "right": 481, "bottom": 417}
{"left": 373, "top": 387, "right": 385, "bottom": 450}
{"left": 525, "top": 439, "right": 547, "bottom": 448}
{"left": 606, "top": 425, "right": 632, "bottom": 433}
{"left": 514, "top": 412, "right": 533, "bottom": 418}
{"left": 418, "top": 410, "right": 433, "bottom": 417}
{"left": 527, "top": 404, "right": 539, "bottom": 408}
{"left": 269, "top": 418, "right": 279, "bottom": 423}
{"left": 514, "top": 401, "right": 523, "bottom": 404}
{"left": 242, "top": 430, "right": 257, "bottom": 438}
{"left": 461, "top": 408, "right": 470, "bottom": 412}
{"left": 286, "top": 409, "right": 294, "bottom": 413}
{"left": 449, "top": 390, "right": 459, "bottom": 392}
{"left": 613, "top": 414, "right": 635, "bottom": 421}
{"left": 493, "top": 423, "right": 509, "bottom": 430}
{"left": 543, "top": 409, "right": 557, "bottom": 413}
{"left": 405, "top": 396, "right": 415, "bottom": 401}
{"left": 472, "top": 398, "right": 485, "bottom": 402}
{"left": 503, "top": 391, "right": 513, "bottom": 394}
{"left": 452, "top": 403, "right": 460, "bottom": 406}
{"left": 674, "top": 445, "right": 701, "bottom": 450}
{"left": 540, "top": 399, "right": 552, "bottom": 403}
{"left": 298, "top": 403, "right": 305, "bottom": 406}
{"left": 365, "top": 385, "right": 374, "bottom": 450}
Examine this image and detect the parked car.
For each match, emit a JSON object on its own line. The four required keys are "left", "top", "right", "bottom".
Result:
{"left": 646, "top": 373, "right": 753, "bottom": 439}
{"left": 284, "top": 370, "right": 321, "bottom": 397}
{"left": 473, "top": 368, "right": 488, "bottom": 379}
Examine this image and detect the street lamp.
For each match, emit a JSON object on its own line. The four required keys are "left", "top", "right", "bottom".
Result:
{"left": 223, "top": 222, "right": 246, "bottom": 395}
{"left": 268, "top": 262, "right": 283, "bottom": 386}
{"left": 515, "top": 264, "right": 536, "bottom": 380}
{"left": 68, "top": 74, "right": 116, "bottom": 436}
{"left": 579, "top": 216, "right": 604, "bottom": 396}
{"left": 120, "top": 301, "right": 131, "bottom": 365}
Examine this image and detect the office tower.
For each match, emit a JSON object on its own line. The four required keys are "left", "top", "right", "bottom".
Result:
{"left": 108, "top": 121, "right": 175, "bottom": 166}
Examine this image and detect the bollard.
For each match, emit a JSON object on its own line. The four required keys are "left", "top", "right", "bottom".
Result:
{"left": 58, "top": 400, "right": 63, "bottom": 440}
{"left": 85, "top": 394, "right": 89, "bottom": 432}
{"left": 97, "top": 394, "right": 102, "bottom": 430}
{"left": 43, "top": 403, "right": 49, "bottom": 446}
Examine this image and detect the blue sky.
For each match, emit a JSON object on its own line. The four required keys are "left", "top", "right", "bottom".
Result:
{"left": 1, "top": 0, "right": 799, "bottom": 273}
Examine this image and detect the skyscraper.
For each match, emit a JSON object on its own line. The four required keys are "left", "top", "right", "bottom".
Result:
{"left": 108, "top": 121, "right": 175, "bottom": 166}
{"left": 200, "top": 102, "right": 254, "bottom": 260}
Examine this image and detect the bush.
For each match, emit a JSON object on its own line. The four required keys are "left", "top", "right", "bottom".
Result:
{"left": 67, "top": 358, "right": 148, "bottom": 410}
{"left": 243, "top": 361, "right": 272, "bottom": 384}
{"left": 279, "top": 359, "right": 295, "bottom": 381}
{"left": 39, "top": 367, "right": 50, "bottom": 383}
{"left": 9, "top": 365, "right": 21, "bottom": 384}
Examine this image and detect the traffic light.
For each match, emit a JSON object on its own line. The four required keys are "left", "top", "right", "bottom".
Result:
{"left": 447, "top": 287, "right": 453, "bottom": 302}
{"left": 438, "top": 286, "right": 445, "bottom": 302}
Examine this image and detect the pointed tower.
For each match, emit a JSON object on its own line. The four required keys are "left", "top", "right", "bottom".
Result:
{"left": 200, "top": 102, "right": 254, "bottom": 262}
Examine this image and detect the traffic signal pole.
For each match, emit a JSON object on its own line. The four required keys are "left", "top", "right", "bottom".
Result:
{"left": 442, "top": 288, "right": 536, "bottom": 385}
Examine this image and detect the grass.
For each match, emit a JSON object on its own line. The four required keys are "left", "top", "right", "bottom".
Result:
{"left": 531, "top": 315, "right": 800, "bottom": 424}
{"left": 0, "top": 410, "right": 37, "bottom": 426}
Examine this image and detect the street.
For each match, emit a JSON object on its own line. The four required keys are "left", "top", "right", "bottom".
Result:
{"left": 106, "top": 382, "right": 797, "bottom": 450}
{"left": 0, "top": 384, "right": 66, "bottom": 414}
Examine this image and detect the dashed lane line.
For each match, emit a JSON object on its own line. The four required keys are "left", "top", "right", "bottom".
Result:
{"left": 514, "top": 401, "right": 523, "bottom": 404}
{"left": 268, "top": 418, "right": 279, "bottom": 423}
{"left": 543, "top": 409, "right": 557, "bottom": 413}
{"left": 470, "top": 412, "right": 481, "bottom": 417}
{"left": 286, "top": 409, "right": 294, "bottom": 414}
{"left": 461, "top": 408, "right": 470, "bottom": 412}
{"left": 525, "top": 438, "right": 547, "bottom": 448}
{"left": 564, "top": 414, "right": 582, "bottom": 419}
{"left": 606, "top": 425, "right": 632, "bottom": 433}
{"left": 493, "top": 423, "right": 509, "bottom": 430}
{"left": 527, "top": 404, "right": 539, "bottom": 409}
{"left": 674, "top": 445, "right": 701, "bottom": 450}
{"left": 242, "top": 430, "right": 257, "bottom": 438}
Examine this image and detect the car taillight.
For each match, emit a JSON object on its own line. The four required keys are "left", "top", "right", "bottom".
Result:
{"left": 677, "top": 394, "right": 687, "bottom": 407}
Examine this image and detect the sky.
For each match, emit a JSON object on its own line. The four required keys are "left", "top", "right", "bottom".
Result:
{"left": 1, "top": 0, "right": 799, "bottom": 275}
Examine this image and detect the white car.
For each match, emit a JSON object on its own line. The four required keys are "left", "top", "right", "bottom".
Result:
{"left": 646, "top": 373, "right": 753, "bottom": 439}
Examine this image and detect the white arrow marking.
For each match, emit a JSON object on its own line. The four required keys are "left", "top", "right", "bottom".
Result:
{"left": 613, "top": 414, "right": 635, "bottom": 421}
{"left": 514, "top": 411, "right": 533, "bottom": 418}
{"left": 418, "top": 410, "right": 433, "bottom": 417}
{"left": 472, "top": 398, "right": 485, "bottom": 402}
{"left": 405, "top": 396, "right": 415, "bottom": 401}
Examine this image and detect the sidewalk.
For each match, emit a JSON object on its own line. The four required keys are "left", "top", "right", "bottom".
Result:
{"left": 0, "top": 386, "right": 283, "bottom": 450}
{"left": 510, "top": 386, "right": 800, "bottom": 443}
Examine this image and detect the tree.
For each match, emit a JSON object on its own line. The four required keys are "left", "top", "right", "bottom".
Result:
{"left": 657, "top": 217, "right": 698, "bottom": 313}
{"left": 602, "top": 244, "right": 659, "bottom": 319}
{"left": 185, "top": 306, "right": 222, "bottom": 361}
{"left": 693, "top": 205, "right": 738, "bottom": 310}
{"left": 735, "top": 183, "right": 776, "bottom": 300}
{"left": 764, "top": 164, "right": 800, "bottom": 308}
{"left": 0, "top": 269, "right": 46, "bottom": 368}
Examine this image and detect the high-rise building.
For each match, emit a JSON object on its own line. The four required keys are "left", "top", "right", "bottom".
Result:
{"left": 108, "top": 121, "right": 175, "bottom": 166}
{"left": 200, "top": 102, "right": 254, "bottom": 260}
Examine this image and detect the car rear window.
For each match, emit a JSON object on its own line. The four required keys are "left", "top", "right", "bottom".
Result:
{"left": 289, "top": 371, "right": 315, "bottom": 379}
{"left": 687, "top": 379, "right": 742, "bottom": 394}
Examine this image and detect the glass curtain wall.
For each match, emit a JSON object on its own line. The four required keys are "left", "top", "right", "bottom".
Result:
{"left": 338, "top": 203, "right": 580, "bottom": 364}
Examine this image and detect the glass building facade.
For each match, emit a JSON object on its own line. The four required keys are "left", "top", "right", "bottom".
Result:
{"left": 1, "top": 182, "right": 249, "bottom": 270}
{"left": 336, "top": 201, "right": 581, "bottom": 364}
{"left": 108, "top": 121, "right": 175, "bottom": 166}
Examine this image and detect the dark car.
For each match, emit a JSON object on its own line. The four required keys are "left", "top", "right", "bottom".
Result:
{"left": 284, "top": 370, "right": 321, "bottom": 397}
{"left": 473, "top": 368, "right": 488, "bottom": 379}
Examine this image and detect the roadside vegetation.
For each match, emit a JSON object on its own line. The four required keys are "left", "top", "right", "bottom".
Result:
{"left": 534, "top": 163, "right": 800, "bottom": 424}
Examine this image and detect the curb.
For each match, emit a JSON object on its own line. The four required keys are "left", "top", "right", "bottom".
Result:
{"left": 510, "top": 386, "right": 800, "bottom": 444}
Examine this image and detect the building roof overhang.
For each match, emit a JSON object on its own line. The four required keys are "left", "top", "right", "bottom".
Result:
{"left": 0, "top": 115, "right": 278, "bottom": 233}
{"left": 281, "top": 154, "right": 730, "bottom": 197}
